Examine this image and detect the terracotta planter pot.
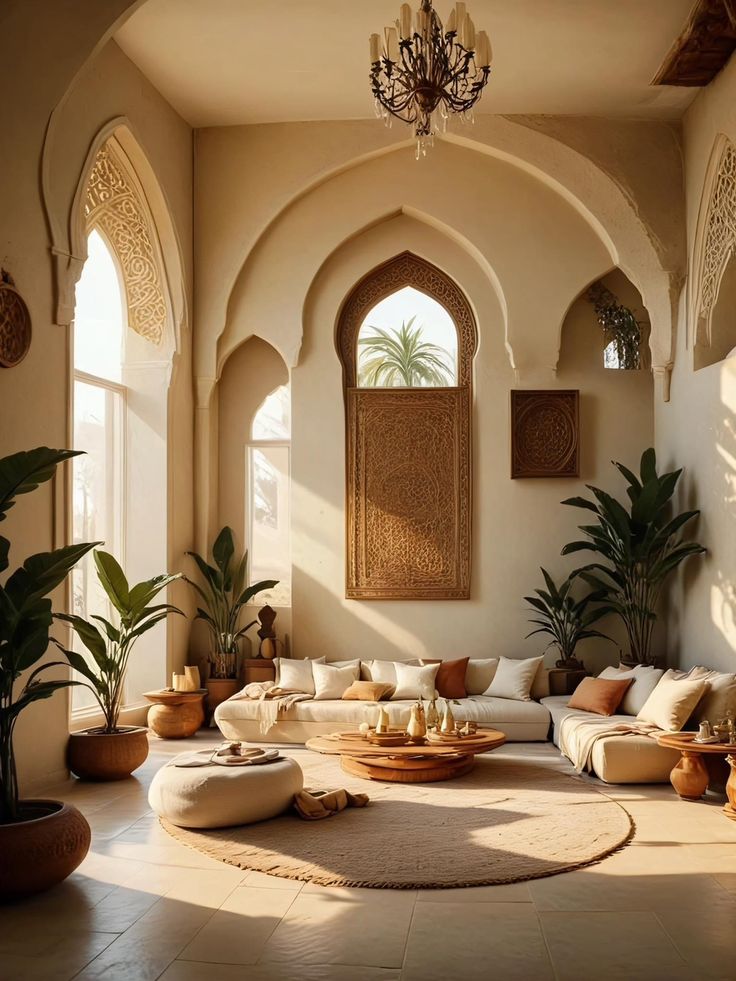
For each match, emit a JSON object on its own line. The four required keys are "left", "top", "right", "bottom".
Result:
{"left": 205, "top": 677, "right": 241, "bottom": 721}
{"left": 67, "top": 726, "right": 149, "bottom": 781}
{"left": 0, "top": 800, "right": 91, "bottom": 901}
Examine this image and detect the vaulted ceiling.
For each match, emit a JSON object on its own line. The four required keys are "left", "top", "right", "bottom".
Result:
{"left": 115, "top": 0, "right": 699, "bottom": 127}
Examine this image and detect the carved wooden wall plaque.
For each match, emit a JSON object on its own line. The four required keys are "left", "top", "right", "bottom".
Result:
{"left": 338, "top": 253, "right": 476, "bottom": 600}
{"left": 510, "top": 390, "right": 579, "bottom": 479}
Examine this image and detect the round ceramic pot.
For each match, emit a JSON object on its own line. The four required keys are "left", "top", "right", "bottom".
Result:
{"left": 0, "top": 800, "right": 91, "bottom": 901}
{"left": 67, "top": 726, "right": 149, "bottom": 781}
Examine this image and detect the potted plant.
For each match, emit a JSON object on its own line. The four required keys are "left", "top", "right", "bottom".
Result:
{"left": 524, "top": 568, "right": 612, "bottom": 669}
{"left": 0, "top": 447, "right": 98, "bottom": 900}
{"left": 561, "top": 448, "right": 705, "bottom": 666}
{"left": 186, "top": 526, "right": 277, "bottom": 714}
{"left": 55, "top": 551, "right": 183, "bottom": 780}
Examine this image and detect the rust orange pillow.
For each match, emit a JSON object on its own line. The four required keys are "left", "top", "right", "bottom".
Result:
{"left": 421, "top": 657, "right": 469, "bottom": 699}
{"left": 567, "top": 677, "right": 633, "bottom": 716}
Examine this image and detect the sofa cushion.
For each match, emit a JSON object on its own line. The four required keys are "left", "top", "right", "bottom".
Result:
{"left": 312, "top": 662, "right": 360, "bottom": 700}
{"left": 686, "top": 667, "right": 736, "bottom": 725}
{"left": 598, "top": 665, "right": 663, "bottom": 715}
{"left": 362, "top": 660, "right": 398, "bottom": 686}
{"left": 484, "top": 655, "right": 544, "bottom": 701}
{"left": 394, "top": 662, "right": 440, "bottom": 700}
{"left": 636, "top": 671, "right": 709, "bottom": 732}
{"left": 275, "top": 657, "right": 325, "bottom": 694}
{"left": 568, "top": 677, "right": 633, "bottom": 716}
{"left": 342, "top": 681, "right": 394, "bottom": 702}
{"left": 465, "top": 658, "right": 499, "bottom": 695}
{"left": 420, "top": 657, "right": 469, "bottom": 698}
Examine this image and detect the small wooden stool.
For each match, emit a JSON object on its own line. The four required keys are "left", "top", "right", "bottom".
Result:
{"left": 144, "top": 690, "right": 206, "bottom": 739}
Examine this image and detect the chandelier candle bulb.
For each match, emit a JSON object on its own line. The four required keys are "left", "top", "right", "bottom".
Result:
{"left": 463, "top": 15, "right": 476, "bottom": 50}
{"left": 446, "top": 9, "right": 456, "bottom": 34}
{"left": 386, "top": 26, "right": 400, "bottom": 62}
{"left": 455, "top": 2, "right": 467, "bottom": 34}
{"left": 369, "top": 33, "right": 381, "bottom": 64}
{"left": 400, "top": 3, "right": 412, "bottom": 38}
{"left": 476, "top": 31, "right": 491, "bottom": 67}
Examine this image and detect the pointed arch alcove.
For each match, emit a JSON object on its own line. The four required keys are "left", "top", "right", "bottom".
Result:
{"left": 336, "top": 252, "right": 477, "bottom": 600}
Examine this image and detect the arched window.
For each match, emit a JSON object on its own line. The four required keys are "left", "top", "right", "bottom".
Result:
{"left": 337, "top": 253, "right": 477, "bottom": 599}
{"left": 247, "top": 384, "right": 291, "bottom": 606}
{"left": 71, "top": 230, "right": 126, "bottom": 714}
{"left": 357, "top": 286, "right": 457, "bottom": 387}
{"left": 70, "top": 136, "right": 176, "bottom": 720}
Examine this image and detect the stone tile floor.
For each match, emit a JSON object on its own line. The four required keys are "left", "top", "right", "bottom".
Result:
{"left": 4, "top": 735, "right": 736, "bottom": 980}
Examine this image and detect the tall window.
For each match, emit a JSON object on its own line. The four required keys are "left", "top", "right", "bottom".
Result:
{"left": 247, "top": 385, "right": 291, "bottom": 606}
{"left": 357, "top": 286, "right": 457, "bottom": 387}
{"left": 71, "top": 230, "right": 126, "bottom": 714}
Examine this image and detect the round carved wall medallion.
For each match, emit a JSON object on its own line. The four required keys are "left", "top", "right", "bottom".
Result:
{"left": 0, "top": 278, "right": 32, "bottom": 368}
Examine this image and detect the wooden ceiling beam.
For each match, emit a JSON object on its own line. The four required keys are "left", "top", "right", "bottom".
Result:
{"left": 652, "top": 0, "right": 736, "bottom": 87}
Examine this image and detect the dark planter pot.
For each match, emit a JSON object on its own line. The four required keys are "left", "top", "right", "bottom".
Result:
{"left": 0, "top": 800, "right": 91, "bottom": 902}
{"left": 67, "top": 726, "right": 149, "bottom": 781}
{"left": 205, "top": 677, "right": 241, "bottom": 722}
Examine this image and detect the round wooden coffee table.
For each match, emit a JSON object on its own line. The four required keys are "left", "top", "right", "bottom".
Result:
{"left": 144, "top": 690, "right": 206, "bottom": 739}
{"left": 306, "top": 729, "right": 506, "bottom": 783}
{"left": 657, "top": 732, "right": 736, "bottom": 818}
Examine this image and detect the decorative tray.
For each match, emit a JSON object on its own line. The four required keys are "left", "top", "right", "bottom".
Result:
{"left": 367, "top": 730, "right": 410, "bottom": 746}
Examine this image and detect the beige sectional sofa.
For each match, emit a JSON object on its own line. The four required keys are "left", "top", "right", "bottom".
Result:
{"left": 541, "top": 695, "right": 681, "bottom": 784}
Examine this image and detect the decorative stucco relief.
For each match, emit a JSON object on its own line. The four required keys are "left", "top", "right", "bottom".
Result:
{"left": 85, "top": 142, "right": 166, "bottom": 345}
{"left": 695, "top": 136, "right": 736, "bottom": 343}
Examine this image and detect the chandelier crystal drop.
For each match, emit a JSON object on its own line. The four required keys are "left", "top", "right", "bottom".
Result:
{"left": 369, "top": 0, "right": 493, "bottom": 159}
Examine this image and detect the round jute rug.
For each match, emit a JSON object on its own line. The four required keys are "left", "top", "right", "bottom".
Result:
{"left": 161, "top": 753, "right": 634, "bottom": 889}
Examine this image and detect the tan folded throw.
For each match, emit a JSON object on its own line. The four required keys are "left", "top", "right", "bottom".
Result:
{"left": 294, "top": 788, "right": 370, "bottom": 820}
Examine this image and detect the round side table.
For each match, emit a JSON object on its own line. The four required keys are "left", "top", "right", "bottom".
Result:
{"left": 657, "top": 732, "right": 736, "bottom": 819}
{"left": 144, "top": 690, "right": 206, "bottom": 739}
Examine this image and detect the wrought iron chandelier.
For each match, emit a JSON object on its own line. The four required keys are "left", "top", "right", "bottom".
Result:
{"left": 369, "top": 1, "right": 493, "bottom": 158}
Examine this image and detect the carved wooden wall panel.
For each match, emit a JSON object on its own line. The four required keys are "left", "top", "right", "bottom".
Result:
{"left": 85, "top": 142, "right": 166, "bottom": 345}
{"left": 338, "top": 253, "right": 477, "bottom": 600}
{"left": 511, "top": 390, "right": 579, "bottom": 479}
{"left": 346, "top": 389, "right": 470, "bottom": 599}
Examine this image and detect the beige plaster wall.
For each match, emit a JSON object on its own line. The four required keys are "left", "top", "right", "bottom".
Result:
{"left": 0, "top": 22, "right": 193, "bottom": 788}
{"left": 656, "top": 56, "right": 736, "bottom": 674}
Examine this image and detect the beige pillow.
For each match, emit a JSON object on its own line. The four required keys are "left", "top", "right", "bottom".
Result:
{"left": 598, "top": 665, "right": 663, "bottom": 716}
{"left": 636, "top": 672, "right": 710, "bottom": 731}
{"left": 312, "top": 662, "right": 360, "bottom": 700}
{"left": 484, "top": 656, "right": 544, "bottom": 701}
{"left": 275, "top": 657, "right": 325, "bottom": 694}
{"left": 393, "top": 662, "right": 440, "bottom": 700}
{"left": 465, "top": 659, "right": 499, "bottom": 695}
{"left": 362, "top": 660, "right": 398, "bottom": 685}
{"left": 685, "top": 667, "right": 736, "bottom": 724}
{"left": 342, "top": 681, "right": 395, "bottom": 701}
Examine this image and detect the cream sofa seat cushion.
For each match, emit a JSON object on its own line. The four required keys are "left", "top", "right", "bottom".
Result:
{"left": 313, "top": 662, "right": 360, "bottom": 700}
{"left": 484, "top": 655, "right": 543, "bottom": 701}
{"left": 275, "top": 657, "right": 325, "bottom": 694}
{"left": 393, "top": 662, "right": 439, "bottom": 700}
{"left": 636, "top": 671, "right": 709, "bottom": 732}
{"left": 598, "top": 665, "right": 663, "bottom": 716}
{"left": 148, "top": 756, "right": 303, "bottom": 829}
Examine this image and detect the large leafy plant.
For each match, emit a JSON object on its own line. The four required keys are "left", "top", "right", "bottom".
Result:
{"left": 186, "top": 526, "right": 277, "bottom": 679}
{"left": 0, "top": 448, "right": 97, "bottom": 824}
{"left": 55, "top": 552, "right": 183, "bottom": 733}
{"left": 561, "top": 448, "right": 705, "bottom": 666}
{"left": 524, "top": 568, "right": 612, "bottom": 668}
{"left": 358, "top": 317, "right": 455, "bottom": 387}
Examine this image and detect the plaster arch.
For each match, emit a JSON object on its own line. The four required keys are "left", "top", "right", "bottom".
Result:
{"left": 196, "top": 118, "right": 680, "bottom": 397}
{"left": 44, "top": 116, "right": 188, "bottom": 352}
{"left": 217, "top": 139, "right": 614, "bottom": 381}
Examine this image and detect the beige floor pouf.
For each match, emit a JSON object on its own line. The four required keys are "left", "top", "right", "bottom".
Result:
{"left": 148, "top": 756, "right": 303, "bottom": 828}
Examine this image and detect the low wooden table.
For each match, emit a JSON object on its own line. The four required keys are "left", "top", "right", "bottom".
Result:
{"left": 306, "top": 729, "right": 506, "bottom": 783}
{"left": 657, "top": 732, "right": 736, "bottom": 818}
{"left": 144, "top": 690, "right": 206, "bottom": 739}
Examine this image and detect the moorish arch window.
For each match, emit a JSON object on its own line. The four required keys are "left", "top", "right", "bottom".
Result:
{"left": 337, "top": 252, "right": 477, "bottom": 600}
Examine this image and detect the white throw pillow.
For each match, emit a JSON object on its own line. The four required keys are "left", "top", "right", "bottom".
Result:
{"left": 393, "top": 662, "right": 440, "bottom": 700}
{"left": 484, "top": 656, "right": 544, "bottom": 701}
{"left": 363, "top": 660, "right": 399, "bottom": 686}
{"left": 325, "top": 658, "right": 362, "bottom": 671}
{"left": 636, "top": 671, "right": 710, "bottom": 731}
{"left": 465, "top": 659, "right": 499, "bottom": 695}
{"left": 312, "top": 662, "right": 360, "bottom": 700}
{"left": 598, "top": 665, "right": 663, "bottom": 716}
{"left": 275, "top": 657, "right": 325, "bottom": 695}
